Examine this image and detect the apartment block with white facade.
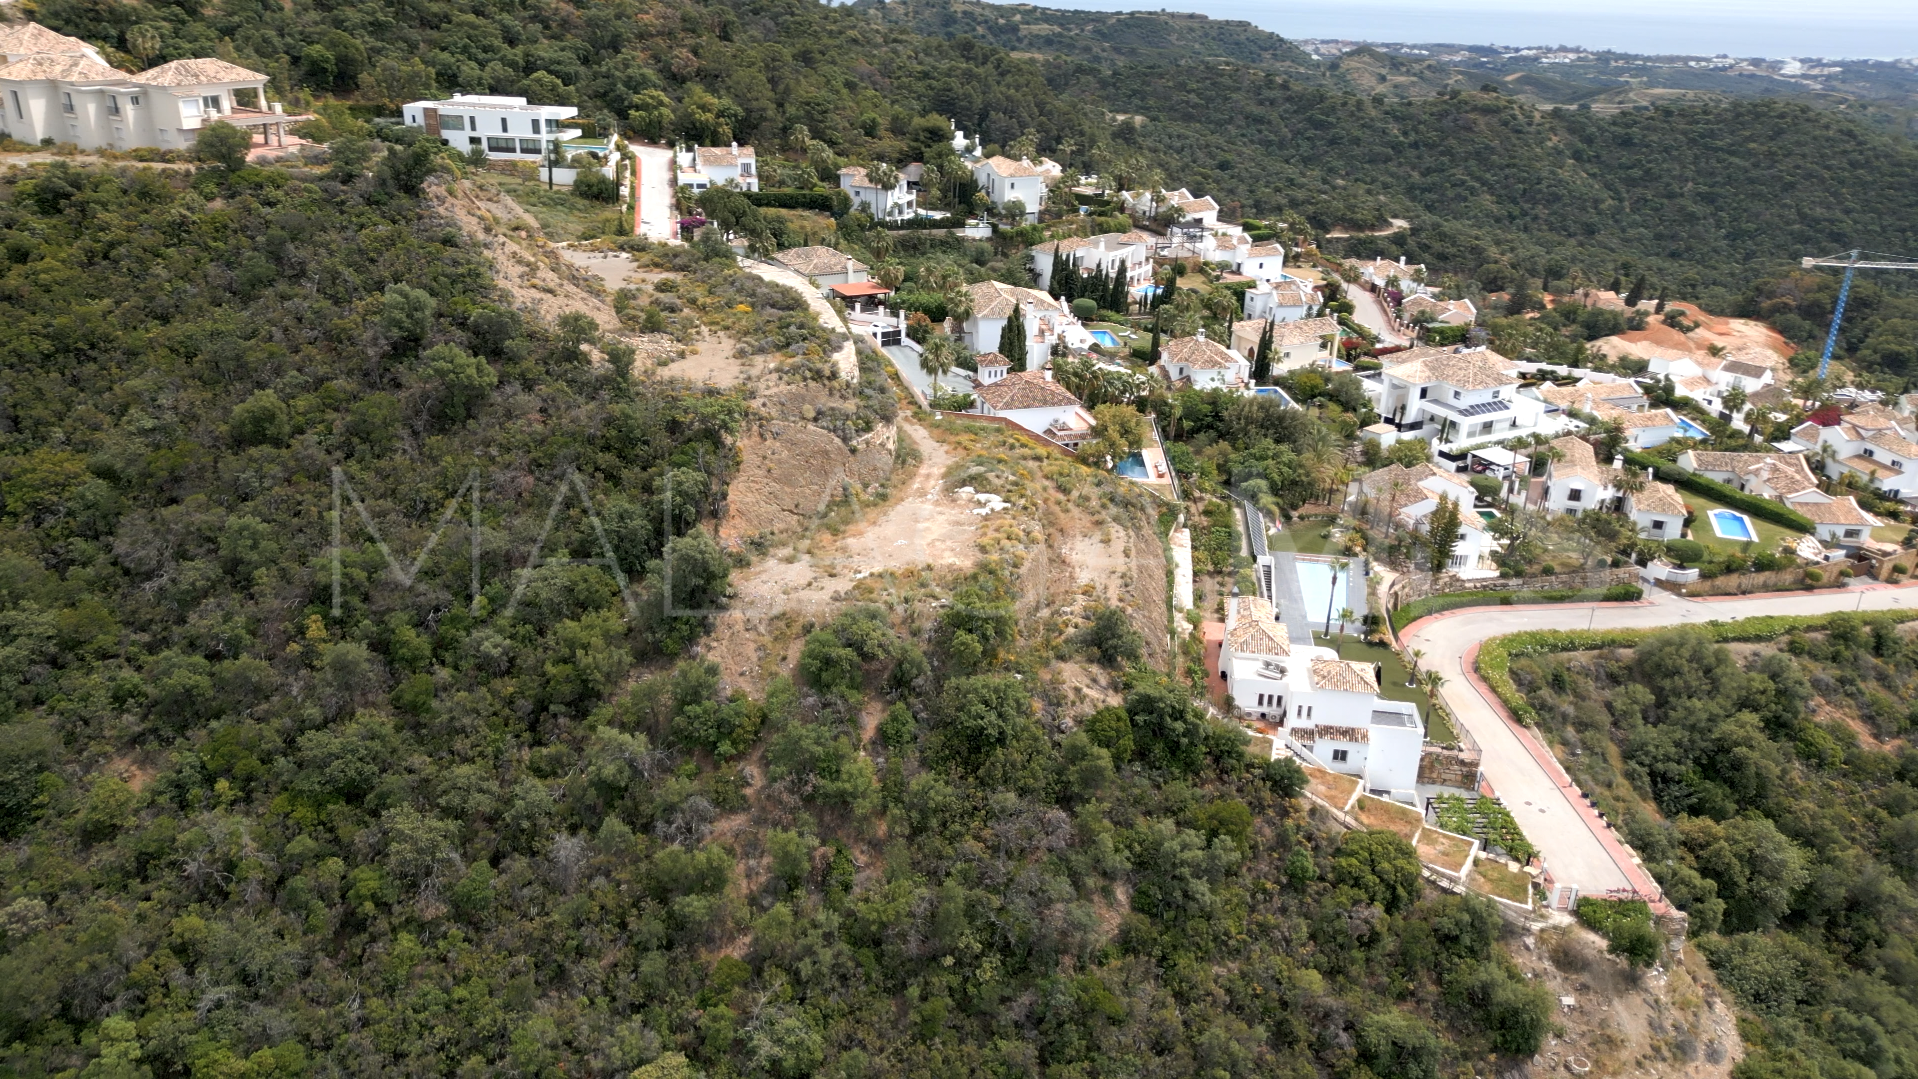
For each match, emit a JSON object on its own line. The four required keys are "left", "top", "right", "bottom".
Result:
{"left": 0, "top": 24, "right": 303, "bottom": 154}
{"left": 404, "top": 95, "right": 591, "bottom": 164}
{"left": 1217, "top": 597, "right": 1423, "bottom": 801}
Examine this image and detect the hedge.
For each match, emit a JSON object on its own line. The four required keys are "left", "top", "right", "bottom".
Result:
{"left": 742, "top": 189, "right": 845, "bottom": 213}
{"left": 1622, "top": 449, "right": 1815, "bottom": 533}
{"left": 888, "top": 292, "right": 947, "bottom": 323}
{"left": 1475, "top": 610, "right": 1918, "bottom": 727}
{"left": 1389, "top": 585, "right": 1642, "bottom": 632}
{"left": 881, "top": 214, "right": 968, "bottom": 232}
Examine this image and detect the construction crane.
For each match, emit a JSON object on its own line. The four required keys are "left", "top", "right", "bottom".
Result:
{"left": 1800, "top": 249, "right": 1918, "bottom": 379}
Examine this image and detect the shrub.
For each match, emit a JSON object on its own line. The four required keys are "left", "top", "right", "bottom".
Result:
{"left": 1804, "top": 568, "right": 1824, "bottom": 583}
{"left": 741, "top": 189, "right": 838, "bottom": 212}
{"left": 1070, "top": 297, "right": 1097, "bottom": 320}
{"left": 1663, "top": 538, "right": 1706, "bottom": 564}
{"left": 571, "top": 167, "right": 618, "bottom": 203}
{"left": 1074, "top": 606, "right": 1143, "bottom": 668}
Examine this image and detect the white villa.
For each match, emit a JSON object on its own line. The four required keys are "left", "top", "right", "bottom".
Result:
{"left": 1231, "top": 317, "right": 1342, "bottom": 372}
{"left": 1121, "top": 187, "right": 1221, "bottom": 229}
{"left": 958, "top": 280, "right": 1091, "bottom": 356}
{"left": 1346, "top": 256, "right": 1430, "bottom": 296}
{"left": 675, "top": 143, "right": 757, "bottom": 191}
{"left": 1400, "top": 294, "right": 1477, "bottom": 327}
{"left": 1526, "top": 436, "right": 1688, "bottom": 538}
{"left": 1526, "top": 381, "right": 1688, "bottom": 449}
{"left": 970, "top": 155, "right": 1046, "bottom": 222}
{"left": 1358, "top": 462, "right": 1493, "bottom": 573}
{"left": 0, "top": 24, "right": 303, "bottom": 153}
{"left": 837, "top": 165, "right": 915, "bottom": 220}
{"left": 1234, "top": 242, "right": 1288, "bottom": 282}
{"left": 968, "top": 370, "right": 1095, "bottom": 448}
{"left": 1243, "top": 279, "right": 1319, "bottom": 323}
{"left": 1790, "top": 404, "right": 1918, "bottom": 505}
{"left": 404, "top": 94, "right": 596, "bottom": 164}
{"left": 1365, "top": 347, "right": 1564, "bottom": 454}
{"left": 1029, "top": 231, "right": 1156, "bottom": 293}
{"left": 1647, "top": 349, "right": 1777, "bottom": 424}
{"left": 1218, "top": 596, "right": 1423, "bottom": 802}
{"left": 1676, "top": 450, "right": 1825, "bottom": 509}
{"left": 1156, "top": 332, "right": 1251, "bottom": 391}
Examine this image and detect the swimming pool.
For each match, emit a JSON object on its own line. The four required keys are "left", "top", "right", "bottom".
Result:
{"left": 1253, "top": 386, "right": 1299, "bottom": 406}
{"left": 1133, "top": 284, "right": 1162, "bottom": 299}
{"left": 1676, "top": 416, "right": 1711, "bottom": 439}
{"left": 1115, "top": 451, "right": 1149, "bottom": 479}
{"left": 1295, "top": 559, "right": 1350, "bottom": 627}
{"left": 1708, "top": 508, "right": 1756, "bottom": 541}
{"left": 1090, "top": 329, "right": 1121, "bottom": 348}
{"left": 1477, "top": 509, "right": 1498, "bottom": 523}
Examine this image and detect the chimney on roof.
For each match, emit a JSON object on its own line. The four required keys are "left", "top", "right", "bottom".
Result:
{"left": 1196, "top": 328, "right": 1206, "bottom": 340}
{"left": 730, "top": 141, "right": 738, "bottom": 152}
{"left": 1613, "top": 455, "right": 1624, "bottom": 470}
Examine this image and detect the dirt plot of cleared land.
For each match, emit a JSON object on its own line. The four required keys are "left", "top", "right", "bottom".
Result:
{"left": 559, "top": 247, "right": 650, "bottom": 291}
{"left": 1515, "top": 928, "right": 1742, "bottom": 1079}
{"left": 1415, "top": 827, "right": 1475, "bottom": 876}
{"left": 729, "top": 422, "right": 981, "bottom": 618}
{"left": 1302, "top": 765, "right": 1359, "bottom": 809}
{"left": 1353, "top": 794, "right": 1425, "bottom": 840}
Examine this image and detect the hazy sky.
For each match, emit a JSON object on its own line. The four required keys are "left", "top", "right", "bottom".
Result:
{"left": 985, "top": 0, "right": 1918, "bottom": 58}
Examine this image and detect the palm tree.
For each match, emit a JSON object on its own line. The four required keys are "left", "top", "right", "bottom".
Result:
{"left": 1405, "top": 648, "right": 1425, "bottom": 688}
{"left": 943, "top": 286, "right": 974, "bottom": 341}
{"left": 1323, "top": 558, "right": 1349, "bottom": 638}
{"left": 874, "top": 261, "right": 906, "bottom": 292}
{"left": 1335, "top": 607, "right": 1355, "bottom": 648}
{"left": 1421, "top": 669, "right": 1447, "bottom": 697}
{"left": 1722, "top": 385, "right": 1749, "bottom": 428}
{"left": 922, "top": 334, "right": 959, "bottom": 396}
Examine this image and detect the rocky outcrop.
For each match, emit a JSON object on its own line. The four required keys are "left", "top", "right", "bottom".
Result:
{"left": 719, "top": 420, "right": 898, "bottom": 547}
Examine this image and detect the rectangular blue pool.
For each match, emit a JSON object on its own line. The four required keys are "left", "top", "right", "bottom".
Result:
{"left": 1296, "top": 559, "right": 1352, "bottom": 627}
{"left": 1090, "top": 329, "right": 1121, "bottom": 348}
{"left": 1708, "top": 508, "right": 1755, "bottom": 541}
{"left": 1676, "top": 416, "right": 1710, "bottom": 439}
{"left": 1115, "top": 451, "right": 1149, "bottom": 479}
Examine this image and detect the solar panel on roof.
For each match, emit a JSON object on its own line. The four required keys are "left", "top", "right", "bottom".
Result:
{"left": 1455, "top": 399, "right": 1512, "bottom": 417}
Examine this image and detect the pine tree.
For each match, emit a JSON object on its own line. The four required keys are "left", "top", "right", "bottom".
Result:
{"left": 1002, "top": 304, "right": 1028, "bottom": 372}
{"left": 1252, "top": 319, "right": 1274, "bottom": 384}
{"left": 1427, "top": 494, "right": 1463, "bottom": 574}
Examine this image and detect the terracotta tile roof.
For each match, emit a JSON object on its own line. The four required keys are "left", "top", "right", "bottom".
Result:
{"left": 974, "top": 352, "right": 1009, "bottom": 370}
{"left": 1720, "top": 359, "right": 1770, "bottom": 379}
{"left": 1684, "top": 451, "right": 1819, "bottom": 497}
{"left": 1535, "top": 381, "right": 1641, "bottom": 409}
{"left": 1226, "top": 596, "right": 1289, "bottom": 657}
{"left": 1245, "top": 242, "right": 1285, "bottom": 258}
{"left": 964, "top": 280, "right": 1064, "bottom": 321}
{"left": 1606, "top": 405, "right": 1680, "bottom": 429}
{"left": 1267, "top": 284, "right": 1313, "bottom": 305}
{"left": 1799, "top": 496, "right": 1878, "bottom": 527}
{"left": 1033, "top": 237, "right": 1090, "bottom": 255}
{"left": 1547, "top": 436, "right": 1616, "bottom": 486}
{"left": 1842, "top": 403, "right": 1904, "bottom": 431}
{"left": 1117, "top": 230, "right": 1156, "bottom": 245}
{"left": 974, "top": 370, "right": 1080, "bottom": 411}
{"left": 1673, "top": 375, "right": 1716, "bottom": 395}
{"left": 133, "top": 57, "right": 266, "bottom": 85}
{"left": 1630, "top": 481, "right": 1686, "bottom": 516}
{"left": 1160, "top": 334, "right": 1241, "bottom": 370}
{"left": 1310, "top": 659, "right": 1379, "bottom": 694}
{"left": 1177, "top": 195, "right": 1219, "bottom": 214}
{"left": 1270, "top": 316, "right": 1341, "bottom": 346}
{"left": 0, "top": 53, "right": 126, "bottom": 81}
{"left": 0, "top": 22, "right": 98, "bottom": 58}
{"left": 1361, "top": 462, "right": 1471, "bottom": 518}
{"left": 693, "top": 144, "right": 754, "bottom": 166}
{"left": 979, "top": 155, "right": 1042, "bottom": 178}
{"left": 1231, "top": 596, "right": 1275, "bottom": 621}
{"left": 1377, "top": 345, "right": 1450, "bottom": 368}
{"left": 1386, "top": 348, "right": 1516, "bottom": 391}
{"left": 1866, "top": 430, "right": 1918, "bottom": 458}
{"left": 774, "top": 246, "right": 867, "bottom": 278}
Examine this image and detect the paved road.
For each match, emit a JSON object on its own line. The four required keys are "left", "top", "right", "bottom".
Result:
{"left": 632, "top": 144, "right": 676, "bottom": 243}
{"left": 1346, "top": 285, "right": 1408, "bottom": 347}
{"left": 1404, "top": 582, "right": 1918, "bottom": 901}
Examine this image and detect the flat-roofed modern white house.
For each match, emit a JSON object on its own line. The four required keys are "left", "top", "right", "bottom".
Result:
{"left": 0, "top": 23, "right": 304, "bottom": 153}
{"left": 403, "top": 94, "right": 590, "bottom": 162}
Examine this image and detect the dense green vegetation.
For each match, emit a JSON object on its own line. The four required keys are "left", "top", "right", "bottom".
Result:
{"left": 1512, "top": 620, "right": 1918, "bottom": 1079}
{"left": 30, "top": 0, "right": 1918, "bottom": 383}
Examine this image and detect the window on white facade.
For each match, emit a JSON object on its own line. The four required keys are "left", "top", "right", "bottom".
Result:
{"left": 61, "top": 93, "right": 74, "bottom": 114}
{"left": 500, "top": 117, "right": 509, "bottom": 132}
{"left": 1452, "top": 390, "right": 1462, "bottom": 400}
{"left": 10, "top": 91, "right": 20, "bottom": 119}
{"left": 1418, "top": 387, "right": 1429, "bottom": 399}
{"left": 1845, "top": 528, "right": 1862, "bottom": 539}
{"left": 544, "top": 118, "right": 559, "bottom": 132}
{"left": 202, "top": 95, "right": 222, "bottom": 114}
{"left": 441, "top": 114, "right": 465, "bottom": 131}
{"left": 518, "top": 138, "right": 543, "bottom": 155}
{"left": 108, "top": 96, "right": 120, "bottom": 115}
{"left": 129, "top": 96, "right": 141, "bottom": 107}
{"left": 1651, "top": 519, "right": 1665, "bottom": 531}
{"left": 486, "top": 136, "right": 516, "bottom": 153}
{"left": 1567, "top": 488, "right": 1583, "bottom": 503}
{"left": 181, "top": 99, "right": 201, "bottom": 117}
{"left": 1331, "top": 749, "right": 1349, "bottom": 762}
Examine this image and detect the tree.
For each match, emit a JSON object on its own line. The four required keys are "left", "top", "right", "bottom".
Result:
{"left": 124, "top": 24, "right": 164, "bottom": 69}
{"left": 193, "top": 121, "right": 252, "bottom": 172}
{"left": 628, "top": 90, "right": 677, "bottom": 143}
{"left": 920, "top": 333, "right": 961, "bottom": 395}
{"left": 1332, "top": 830, "right": 1423, "bottom": 913}
{"left": 572, "top": 167, "right": 618, "bottom": 203}
{"left": 1124, "top": 674, "right": 1209, "bottom": 774}
{"left": 1250, "top": 318, "right": 1274, "bottom": 384}
{"left": 1000, "top": 303, "right": 1027, "bottom": 372}
{"left": 1075, "top": 606, "right": 1142, "bottom": 667}
{"left": 1357, "top": 1011, "right": 1441, "bottom": 1079}
{"left": 1722, "top": 384, "right": 1749, "bottom": 425}
{"left": 1084, "top": 403, "right": 1148, "bottom": 466}
{"left": 1426, "top": 493, "right": 1462, "bottom": 573}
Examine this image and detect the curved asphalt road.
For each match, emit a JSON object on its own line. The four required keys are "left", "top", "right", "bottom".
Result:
{"left": 1402, "top": 582, "right": 1918, "bottom": 906}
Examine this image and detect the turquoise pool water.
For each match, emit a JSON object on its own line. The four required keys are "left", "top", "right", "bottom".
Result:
{"left": 1709, "top": 508, "right": 1756, "bottom": 541}
{"left": 1296, "top": 559, "right": 1347, "bottom": 627}
{"left": 1115, "top": 452, "right": 1149, "bottom": 479}
{"left": 1477, "top": 509, "right": 1498, "bottom": 523}
{"left": 1676, "top": 416, "right": 1711, "bottom": 439}
{"left": 1091, "top": 329, "right": 1121, "bottom": 348}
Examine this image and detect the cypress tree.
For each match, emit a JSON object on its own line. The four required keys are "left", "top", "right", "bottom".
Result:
{"left": 1655, "top": 290, "right": 1668, "bottom": 313}
{"left": 1149, "top": 309, "right": 1162, "bottom": 363}
{"left": 1608, "top": 273, "right": 1623, "bottom": 294}
{"left": 1625, "top": 275, "right": 1648, "bottom": 307}
{"left": 1109, "top": 267, "right": 1129, "bottom": 314}
{"left": 1057, "top": 261, "right": 1077, "bottom": 302}
{"left": 1002, "top": 304, "right": 1028, "bottom": 372}
{"left": 1252, "top": 319, "right": 1274, "bottom": 384}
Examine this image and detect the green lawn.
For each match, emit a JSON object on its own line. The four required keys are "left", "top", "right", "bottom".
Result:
{"left": 1270, "top": 521, "right": 1335, "bottom": 555}
{"left": 1676, "top": 488, "right": 1806, "bottom": 555}
{"left": 1875, "top": 522, "right": 1912, "bottom": 545}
